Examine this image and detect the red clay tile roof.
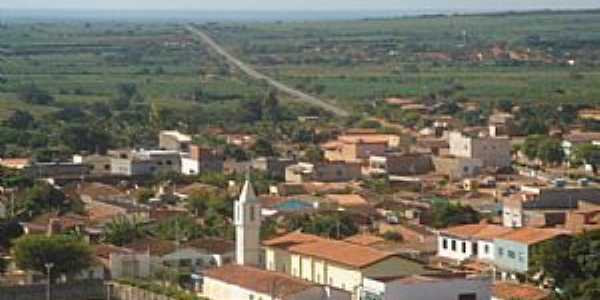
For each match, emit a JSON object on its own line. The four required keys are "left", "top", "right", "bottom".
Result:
{"left": 184, "top": 238, "right": 234, "bottom": 255}
{"left": 496, "top": 227, "right": 570, "bottom": 245}
{"left": 264, "top": 232, "right": 394, "bottom": 268}
{"left": 344, "top": 234, "right": 385, "bottom": 246}
{"left": 325, "top": 194, "right": 368, "bottom": 207}
{"left": 338, "top": 135, "right": 392, "bottom": 145}
{"left": 94, "top": 244, "right": 133, "bottom": 259}
{"left": 492, "top": 282, "right": 551, "bottom": 300}
{"left": 125, "top": 238, "right": 177, "bottom": 256}
{"left": 204, "top": 264, "right": 315, "bottom": 298}
{"left": 440, "top": 224, "right": 514, "bottom": 241}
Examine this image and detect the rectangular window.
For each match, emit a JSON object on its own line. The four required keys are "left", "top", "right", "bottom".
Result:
{"left": 458, "top": 293, "right": 477, "bottom": 300}
{"left": 484, "top": 244, "right": 490, "bottom": 254}
{"left": 518, "top": 252, "right": 524, "bottom": 262}
{"left": 508, "top": 250, "right": 516, "bottom": 259}
{"left": 249, "top": 205, "right": 255, "bottom": 221}
{"left": 443, "top": 238, "right": 448, "bottom": 249}
{"left": 498, "top": 247, "right": 504, "bottom": 257}
{"left": 462, "top": 242, "right": 467, "bottom": 253}
{"left": 451, "top": 240, "right": 456, "bottom": 251}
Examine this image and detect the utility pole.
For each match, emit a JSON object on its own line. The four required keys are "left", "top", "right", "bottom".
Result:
{"left": 45, "top": 262, "right": 54, "bottom": 300}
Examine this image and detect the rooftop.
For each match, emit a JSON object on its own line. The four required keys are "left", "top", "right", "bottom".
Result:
{"left": 440, "top": 224, "right": 514, "bottom": 241}
{"left": 204, "top": 264, "right": 315, "bottom": 298}
{"left": 325, "top": 194, "right": 368, "bottom": 207}
{"left": 263, "top": 231, "right": 394, "bottom": 268}
{"left": 492, "top": 282, "right": 550, "bottom": 300}
{"left": 160, "top": 130, "right": 192, "bottom": 143}
{"left": 344, "top": 233, "right": 385, "bottom": 246}
{"left": 496, "top": 227, "right": 570, "bottom": 245}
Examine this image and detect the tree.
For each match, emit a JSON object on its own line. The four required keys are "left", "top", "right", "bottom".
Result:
{"left": 262, "top": 90, "right": 281, "bottom": 122}
{"left": 496, "top": 99, "right": 514, "bottom": 113}
{"left": 253, "top": 137, "right": 275, "bottom": 157}
{"left": 16, "top": 84, "right": 54, "bottom": 105}
{"left": 285, "top": 213, "right": 358, "bottom": 239}
{"left": 186, "top": 191, "right": 211, "bottom": 217}
{"left": 571, "top": 144, "right": 600, "bottom": 172}
{"left": 22, "top": 183, "right": 67, "bottom": 216}
{"left": 430, "top": 201, "right": 480, "bottom": 229}
{"left": 12, "top": 234, "right": 92, "bottom": 279}
{"left": 537, "top": 138, "right": 564, "bottom": 166}
{"left": 6, "top": 110, "right": 34, "bottom": 130}
{"left": 103, "top": 216, "right": 145, "bottom": 246}
{"left": 521, "top": 135, "right": 544, "bottom": 160}
{"left": 0, "top": 220, "right": 23, "bottom": 249}
{"left": 134, "top": 188, "right": 155, "bottom": 204}
{"left": 304, "top": 146, "right": 324, "bottom": 163}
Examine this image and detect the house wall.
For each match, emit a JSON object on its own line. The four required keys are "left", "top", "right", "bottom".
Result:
{"left": 203, "top": 277, "right": 273, "bottom": 300}
{"left": 363, "top": 276, "right": 492, "bottom": 300}
{"left": 290, "top": 287, "right": 351, "bottom": 300}
{"left": 437, "top": 235, "right": 474, "bottom": 262}
{"left": 493, "top": 239, "right": 529, "bottom": 273}
{"left": 449, "top": 132, "right": 511, "bottom": 169}
{"left": 433, "top": 157, "right": 482, "bottom": 181}
{"left": 502, "top": 205, "right": 523, "bottom": 228}
{"left": 314, "top": 163, "right": 362, "bottom": 182}
{"left": 109, "top": 253, "right": 151, "bottom": 279}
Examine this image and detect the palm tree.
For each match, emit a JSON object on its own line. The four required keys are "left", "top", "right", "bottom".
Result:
{"left": 103, "top": 216, "right": 144, "bottom": 246}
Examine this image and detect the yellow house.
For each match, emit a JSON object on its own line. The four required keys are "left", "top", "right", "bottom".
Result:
{"left": 263, "top": 232, "right": 432, "bottom": 298}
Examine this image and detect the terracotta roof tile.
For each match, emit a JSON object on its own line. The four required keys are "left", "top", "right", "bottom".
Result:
{"left": 440, "top": 224, "right": 514, "bottom": 241}
{"left": 264, "top": 232, "right": 393, "bottom": 268}
{"left": 496, "top": 227, "right": 570, "bottom": 245}
{"left": 325, "top": 194, "right": 368, "bottom": 207}
{"left": 184, "top": 238, "right": 234, "bottom": 255}
{"left": 492, "top": 282, "right": 550, "bottom": 300}
{"left": 204, "top": 264, "right": 314, "bottom": 297}
{"left": 344, "top": 234, "right": 385, "bottom": 246}
{"left": 125, "top": 238, "right": 177, "bottom": 256}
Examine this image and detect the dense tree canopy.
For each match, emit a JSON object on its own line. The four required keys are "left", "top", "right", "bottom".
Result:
{"left": 12, "top": 234, "right": 92, "bottom": 279}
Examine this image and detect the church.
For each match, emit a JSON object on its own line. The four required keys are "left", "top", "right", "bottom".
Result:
{"left": 201, "top": 179, "right": 491, "bottom": 300}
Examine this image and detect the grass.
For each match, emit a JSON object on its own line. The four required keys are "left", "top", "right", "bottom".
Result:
{"left": 0, "top": 21, "right": 269, "bottom": 119}
{"left": 202, "top": 10, "right": 600, "bottom": 109}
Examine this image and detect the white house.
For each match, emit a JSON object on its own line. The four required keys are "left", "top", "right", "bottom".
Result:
{"left": 203, "top": 264, "right": 351, "bottom": 300}
{"left": 438, "top": 224, "right": 514, "bottom": 263}
{"left": 362, "top": 274, "right": 492, "bottom": 300}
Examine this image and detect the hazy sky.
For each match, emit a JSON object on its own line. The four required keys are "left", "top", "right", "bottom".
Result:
{"left": 3, "top": 0, "right": 600, "bottom": 11}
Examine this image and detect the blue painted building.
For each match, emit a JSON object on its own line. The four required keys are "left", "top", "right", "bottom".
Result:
{"left": 493, "top": 227, "right": 570, "bottom": 277}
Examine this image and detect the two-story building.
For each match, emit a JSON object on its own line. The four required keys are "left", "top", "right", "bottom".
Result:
{"left": 111, "top": 149, "right": 181, "bottom": 176}
{"left": 181, "top": 145, "right": 223, "bottom": 175}
{"left": 448, "top": 131, "right": 511, "bottom": 170}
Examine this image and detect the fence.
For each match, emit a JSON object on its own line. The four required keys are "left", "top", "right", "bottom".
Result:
{"left": 0, "top": 279, "right": 105, "bottom": 300}
{"left": 110, "top": 282, "right": 175, "bottom": 300}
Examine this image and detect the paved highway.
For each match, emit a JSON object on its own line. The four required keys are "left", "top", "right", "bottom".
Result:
{"left": 186, "top": 25, "right": 350, "bottom": 117}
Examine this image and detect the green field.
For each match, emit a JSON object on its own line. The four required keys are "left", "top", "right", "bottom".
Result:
{"left": 202, "top": 10, "right": 600, "bottom": 109}
{"left": 0, "top": 21, "right": 271, "bottom": 119}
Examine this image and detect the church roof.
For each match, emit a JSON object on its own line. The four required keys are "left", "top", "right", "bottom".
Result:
{"left": 239, "top": 180, "right": 258, "bottom": 203}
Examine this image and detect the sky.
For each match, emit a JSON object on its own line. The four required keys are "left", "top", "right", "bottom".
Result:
{"left": 3, "top": 0, "right": 600, "bottom": 11}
